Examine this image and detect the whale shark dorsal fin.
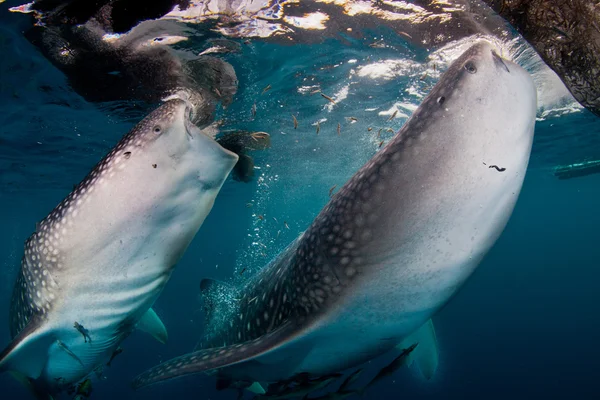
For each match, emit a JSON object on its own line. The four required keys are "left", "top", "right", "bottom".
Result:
{"left": 132, "top": 320, "right": 298, "bottom": 389}
{"left": 137, "top": 308, "right": 168, "bottom": 344}
{"left": 0, "top": 318, "right": 54, "bottom": 378}
{"left": 397, "top": 319, "right": 439, "bottom": 380}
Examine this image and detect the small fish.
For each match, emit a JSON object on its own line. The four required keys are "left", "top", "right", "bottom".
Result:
{"left": 284, "top": 221, "right": 290, "bottom": 229}
{"left": 348, "top": 117, "right": 358, "bottom": 122}
{"left": 377, "top": 128, "right": 382, "bottom": 138}
{"left": 378, "top": 140, "right": 385, "bottom": 148}
{"left": 57, "top": 340, "right": 84, "bottom": 367}
{"left": 272, "top": 217, "right": 278, "bottom": 223}
{"left": 246, "top": 203, "right": 253, "bottom": 208}
{"left": 214, "top": 87, "right": 222, "bottom": 97}
{"left": 250, "top": 131, "right": 271, "bottom": 145}
{"left": 261, "top": 373, "right": 342, "bottom": 400}
{"left": 338, "top": 369, "right": 363, "bottom": 392}
{"left": 360, "top": 343, "right": 418, "bottom": 393}
{"left": 367, "top": 127, "right": 373, "bottom": 131}
{"left": 316, "top": 121, "right": 320, "bottom": 134}
{"left": 240, "top": 267, "right": 247, "bottom": 276}
{"left": 387, "top": 110, "right": 398, "bottom": 121}
{"left": 329, "top": 185, "right": 337, "bottom": 197}
{"left": 76, "top": 378, "right": 93, "bottom": 398}
{"left": 73, "top": 322, "right": 92, "bottom": 343}
{"left": 337, "top": 123, "right": 341, "bottom": 136}
{"left": 304, "top": 390, "right": 357, "bottom": 400}
{"left": 398, "top": 31, "right": 413, "bottom": 39}
{"left": 107, "top": 346, "right": 123, "bottom": 367}
{"left": 292, "top": 115, "right": 298, "bottom": 129}
{"left": 258, "top": 215, "right": 264, "bottom": 220}
{"left": 251, "top": 102, "right": 257, "bottom": 118}
{"left": 420, "top": 71, "right": 428, "bottom": 81}
{"left": 262, "top": 84, "right": 272, "bottom": 94}
{"left": 321, "top": 93, "right": 336, "bottom": 104}
{"left": 276, "top": 230, "right": 281, "bottom": 238}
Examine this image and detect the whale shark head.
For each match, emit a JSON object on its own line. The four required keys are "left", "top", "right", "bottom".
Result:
{"left": 131, "top": 41, "right": 537, "bottom": 389}
{"left": 0, "top": 97, "right": 239, "bottom": 394}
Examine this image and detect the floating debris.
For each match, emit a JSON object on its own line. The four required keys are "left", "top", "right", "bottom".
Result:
{"left": 367, "top": 127, "right": 372, "bottom": 131}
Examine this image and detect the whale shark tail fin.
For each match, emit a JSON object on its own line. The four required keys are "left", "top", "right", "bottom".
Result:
{"left": 398, "top": 319, "right": 439, "bottom": 380}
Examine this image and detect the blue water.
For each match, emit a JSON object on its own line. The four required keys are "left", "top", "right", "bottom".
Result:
{"left": 2, "top": 2, "right": 600, "bottom": 399}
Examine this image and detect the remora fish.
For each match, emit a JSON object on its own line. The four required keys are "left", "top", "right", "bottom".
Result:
{"left": 132, "top": 41, "right": 537, "bottom": 389}
{"left": 0, "top": 98, "right": 239, "bottom": 396}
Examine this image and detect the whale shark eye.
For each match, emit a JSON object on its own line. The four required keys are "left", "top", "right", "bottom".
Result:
{"left": 153, "top": 125, "right": 162, "bottom": 135}
{"left": 465, "top": 62, "right": 477, "bottom": 74}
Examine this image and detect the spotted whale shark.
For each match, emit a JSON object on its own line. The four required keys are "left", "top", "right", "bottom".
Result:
{"left": 132, "top": 41, "right": 537, "bottom": 389}
{"left": 0, "top": 97, "right": 238, "bottom": 396}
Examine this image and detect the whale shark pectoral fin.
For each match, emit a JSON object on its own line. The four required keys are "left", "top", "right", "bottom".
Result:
{"left": 398, "top": 319, "right": 439, "bottom": 380}
{"left": 8, "top": 371, "right": 54, "bottom": 400}
{"left": 0, "top": 318, "right": 54, "bottom": 378}
{"left": 137, "top": 308, "right": 168, "bottom": 344}
{"left": 247, "top": 382, "right": 266, "bottom": 395}
{"left": 132, "top": 321, "right": 298, "bottom": 390}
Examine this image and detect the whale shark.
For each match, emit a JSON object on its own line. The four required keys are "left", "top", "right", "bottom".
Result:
{"left": 0, "top": 97, "right": 238, "bottom": 396}
{"left": 132, "top": 41, "right": 537, "bottom": 389}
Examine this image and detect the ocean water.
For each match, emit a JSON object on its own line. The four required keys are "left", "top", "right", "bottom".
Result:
{"left": 1, "top": 1, "right": 600, "bottom": 399}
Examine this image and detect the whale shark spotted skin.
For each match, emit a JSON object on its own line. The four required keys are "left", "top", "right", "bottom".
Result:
{"left": 133, "top": 41, "right": 537, "bottom": 388}
{"left": 0, "top": 98, "right": 238, "bottom": 395}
